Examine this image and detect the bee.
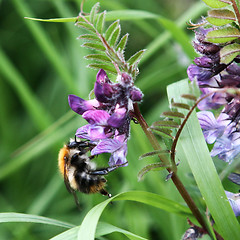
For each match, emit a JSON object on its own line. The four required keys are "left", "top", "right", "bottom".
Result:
{"left": 58, "top": 138, "right": 122, "bottom": 207}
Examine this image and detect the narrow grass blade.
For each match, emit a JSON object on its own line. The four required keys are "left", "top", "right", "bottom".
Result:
{"left": 0, "top": 213, "right": 74, "bottom": 228}
{"left": 13, "top": 0, "right": 75, "bottom": 91}
{"left": 0, "top": 48, "right": 52, "bottom": 130}
{"left": 78, "top": 191, "right": 192, "bottom": 240}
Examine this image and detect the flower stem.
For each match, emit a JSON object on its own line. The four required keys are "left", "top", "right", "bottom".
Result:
{"left": 133, "top": 103, "right": 212, "bottom": 236}
{"left": 231, "top": 0, "right": 240, "bottom": 27}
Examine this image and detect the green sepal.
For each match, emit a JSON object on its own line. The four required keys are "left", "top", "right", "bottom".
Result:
{"left": 206, "top": 9, "right": 236, "bottom": 26}
{"left": 220, "top": 43, "right": 240, "bottom": 64}
{"left": 206, "top": 27, "right": 240, "bottom": 43}
{"left": 202, "top": 0, "right": 231, "bottom": 8}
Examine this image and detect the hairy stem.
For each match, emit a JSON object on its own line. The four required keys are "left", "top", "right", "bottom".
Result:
{"left": 231, "top": 0, "right": 240, "bottom": 26}
{"left": 133, "top": 103, "right": 213, "bottom": 237}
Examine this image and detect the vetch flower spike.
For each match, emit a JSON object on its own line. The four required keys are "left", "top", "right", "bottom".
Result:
{"left": 68, "top": 69, "right": 143, "bottom": 167}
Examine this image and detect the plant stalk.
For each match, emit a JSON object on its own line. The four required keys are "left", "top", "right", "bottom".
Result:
{"left": 231, "top": 0, "right": 240, "bottom": 26}
{"left": 133, "top": 103, "right": 213, "bottom": 237}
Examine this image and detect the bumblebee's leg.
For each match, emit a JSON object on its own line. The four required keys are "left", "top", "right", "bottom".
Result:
{"left": 89, "top": 162, "right": 128, "bottom": 175}
{"left": 100, "top": 188, "right": 112, "bottom": 198}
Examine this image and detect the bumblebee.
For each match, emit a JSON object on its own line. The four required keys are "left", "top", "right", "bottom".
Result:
{"left": 58, "top": 138, "right": 121, "bottom": 206}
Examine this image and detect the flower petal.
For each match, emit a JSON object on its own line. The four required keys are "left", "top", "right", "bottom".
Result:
{"left": 108, "top": 107, "right": 127, "bottom": 128}
{"left": 91, "top": 139, "right": 123, "bottom": 155}
{"left": 76, "top": 124, "right": 92, "bottom": 140}
{"left": 130, "top": 87, "right": 143, "bottom": 102}
{"left": 82, "top": 110, "right": 110, "bottom": 125}
{"left": 187, "top": 64, "right": 213, "bottom": 84}
{"left": 96, "top": 69, "right": 110, "bottom": 84}
{"left": 68, "top": 95, "right": 99, "bottom": 115}
{"left": 108, "top": 143, "right": 128, "bottom": 166}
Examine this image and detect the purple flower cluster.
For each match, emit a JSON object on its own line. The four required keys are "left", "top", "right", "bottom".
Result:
{"left": 68, "top": 69, "right": 143, "bottom": 166}
{"left": 187, "top": 28, "right": 240, "bottom": 163}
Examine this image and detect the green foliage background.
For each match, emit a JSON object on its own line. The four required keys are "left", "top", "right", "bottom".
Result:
{"left": 1, "top": 0, "right": 234, "bottom": 239}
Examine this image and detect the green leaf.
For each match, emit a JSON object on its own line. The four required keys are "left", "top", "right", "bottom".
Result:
{"left": 78, "top": 191, "right": 192, "bottom": 240}
{"left": 181, "top": 94, "right": 197, "bottom": 101}
{"left": 82, "top": 42, "right": 106, "bottom": 51}
{"left": 152, "top": 120, "right": 179, "bottom": 128}
{"left": 78, "top": 34, "right": 101, "bottom": 42}
{"left": 206, "top": 27, "right": 240, "bottom": 43}
{"left": 0, "top": 213, "right": 74, "bottom": 228}
{"left": 50, "top": 227, "right": 78, "bottom": 240}
{"left": 167, "top": 79, "right": 240, "bottom": 240}
{"left": 87, "top": 63, "right": 117, "bottom": 74}
{"left": 162, "top": 111, "right": 185, "bottom": 118}
{"left": 116, "top": 33, "right": 129, "bottom": 52}
{"left": 105, "top": 20, "right": 120, "bottom": 41}
{"left": 206, "top": 9, "right": 236, "bottom": 26}
{"left": 109, "top": 25, "right": 121, "bottom": 47}
{"left": 151, "top": 127, "right": 174, "bottom": 139}
{"left": 90, "top": 2, "right": 100, "bottom": 24}
{"left": 138, "top": 163, "right": 170, "bottom": 181}
{"left": 127, "top": 50, "right": 146, "bottom": 66}
{"left": 201, "top": 0, "right": 231, "bottom": 8}
{"left": 24, "top": 17, "right": 77, "bottom": 22}
{"left": 96, "top": 11, "right": 106, "bottom": 34}
{"left": 51, "top": 222, "right": 147, "bottom": 240}
{"left": 139, "top": 150, "right": 171, "bottom": 160}
{"left": 85, "top": 54, "right": 111, "bottom": 63}
{"left": 220, "top": 43, "right": 240, "bottom": 64}
{"left": 171, "top": 102, "right": 190, "bottom": 110}
{"left": 96, "top": 222, "right": 148, "bottom": 240}
{"left": 76, "top": 21, "right": 95, "bottom": 32}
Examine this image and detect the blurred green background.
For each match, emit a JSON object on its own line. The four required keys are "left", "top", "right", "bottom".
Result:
{"left": 0, "top": 0, "right": 208, "bottom": 239}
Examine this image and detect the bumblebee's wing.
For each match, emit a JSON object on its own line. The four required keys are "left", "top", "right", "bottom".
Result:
{"left": 64, "top": 162, "right": 81, "bottom": 210}
{"left": 228, "top": 172, "right": 240, "bottom": 185}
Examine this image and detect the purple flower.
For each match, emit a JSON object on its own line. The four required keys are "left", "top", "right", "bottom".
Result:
{"left": 211, "top": 132, "right": 240, "bottom": 163}
{"left": 189, "top": 27, "right": 240, "bottom": 164}
{"left": 68, "top": 95, "right": 100, "bottom": 115}
{"left": 187, "top": 64, "right": 213, "bottom": 85}
{"left": 225, "top": 191, "right": 240, "bottom": 217}
{"left": 197, "top": 88, "right": 227, "bottom": 110}
{"left": 76, "top": 110, "right": 113, "bottom": 141}
{"left": 68, "top": 69, "right": 143, "bottom": 167}
{"left": 197, "top": 111, "right": 228, "bottom": 144}
{"left": 91, "top": 135, "right": 128, "bottom": 166}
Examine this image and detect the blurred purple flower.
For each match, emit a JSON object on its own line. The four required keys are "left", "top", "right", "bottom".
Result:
{"left": 189, "top": 27, "right": 240, "bottom": 164}
{"left": 225, "top": 191, "right": 240, "bottom": 217}
{"left": 211, "top": 132, "right": 240, "bottom": 163}
{"left": 197, "top": 111, "right": 229, "bottom": 144}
